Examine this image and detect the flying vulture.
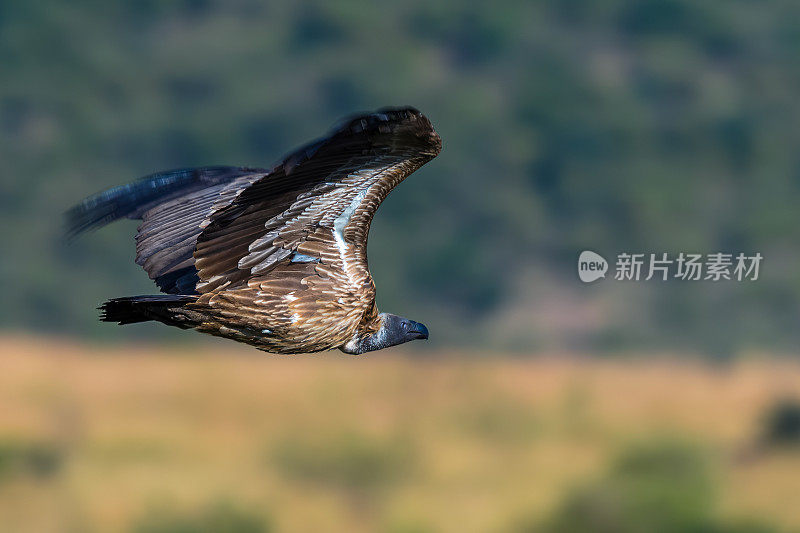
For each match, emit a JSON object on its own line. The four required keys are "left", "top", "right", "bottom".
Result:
{"left": 66, "top": 107, "right": 441, "bottom": 354}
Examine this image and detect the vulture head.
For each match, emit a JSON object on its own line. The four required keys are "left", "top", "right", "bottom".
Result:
{"left": 341, "top": 313, "right": 429, "bottom": 354}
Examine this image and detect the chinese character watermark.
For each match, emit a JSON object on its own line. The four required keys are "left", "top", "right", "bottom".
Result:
{"left": 579, "top": 251, "right": 762, "bottom": 283}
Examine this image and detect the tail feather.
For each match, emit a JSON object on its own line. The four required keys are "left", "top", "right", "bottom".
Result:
{"left": 100, "top": 295, "right": 199, "bottom": 328}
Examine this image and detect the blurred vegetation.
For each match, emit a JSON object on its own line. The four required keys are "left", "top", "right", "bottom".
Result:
{"left": 132, "top": 500, "right": 272, "bottom": 533}
{"left": 2, "top": 0, "right": 800, "bottom": 354}
{"left": 529, "top": 442, "right": 775, "bottom": 533}
{"left": 760, "top": 399, "right": 800, "bottom": 449}
{"left": 0, "top": 439, "right": 63, "bottom": 482}
{"left": 271, "top": 430, "right": 415, "bottom": 494}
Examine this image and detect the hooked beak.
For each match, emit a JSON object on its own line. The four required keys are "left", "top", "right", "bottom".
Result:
{"left": 409, "top": 321, "right": 429, "bottom": 340}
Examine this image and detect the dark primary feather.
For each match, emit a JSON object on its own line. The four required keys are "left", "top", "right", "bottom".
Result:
{"left": 65, "top": 166, "right": 265, "bottom": 238}
{"left": 66, "top": 166, "right": 269, "bottom": 293}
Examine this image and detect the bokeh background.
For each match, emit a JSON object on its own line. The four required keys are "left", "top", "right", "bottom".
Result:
{"left": 2, "top": 1, "right": 800, "bottom": 531}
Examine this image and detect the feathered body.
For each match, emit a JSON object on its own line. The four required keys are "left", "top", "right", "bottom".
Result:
{"left": 67, "top": 107, "right": 440, "bottom": 354}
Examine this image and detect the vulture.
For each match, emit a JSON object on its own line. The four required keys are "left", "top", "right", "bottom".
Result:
{"left": 66, "top": 107, "right": 441, "bottom": 354}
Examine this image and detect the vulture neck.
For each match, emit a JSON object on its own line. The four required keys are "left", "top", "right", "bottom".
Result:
{"left": 341, "top": 314, "right": 390, "bottom": 355}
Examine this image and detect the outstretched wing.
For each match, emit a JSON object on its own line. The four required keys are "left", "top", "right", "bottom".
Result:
{"left": 66, "top": 106, "right": 441, "bottom": 302}
{"left": 66, "top": 166, "right": 268, "bottom": 294}
{"left": 194, "top": 106, "right": 441, "bottom": 294}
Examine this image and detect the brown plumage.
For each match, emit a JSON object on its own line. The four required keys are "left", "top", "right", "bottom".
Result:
{"left": 66, "top": 107, "right": 441, "bottom": 354}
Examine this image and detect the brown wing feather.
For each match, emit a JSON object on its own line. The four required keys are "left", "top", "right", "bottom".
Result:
{"left": 194, "top": 107, "right": 441, "bottom": 293}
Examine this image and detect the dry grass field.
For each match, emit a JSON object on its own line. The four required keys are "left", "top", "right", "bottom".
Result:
{"left": 0, "top": 335, "right": 799, "bottom": 532}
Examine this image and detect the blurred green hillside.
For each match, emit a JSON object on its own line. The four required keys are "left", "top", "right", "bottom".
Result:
{"left": 2, "top": 0, "right": 800, "bottom": 354}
